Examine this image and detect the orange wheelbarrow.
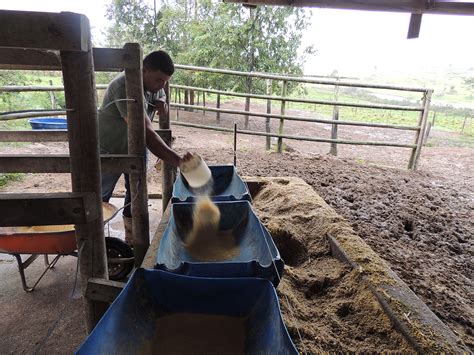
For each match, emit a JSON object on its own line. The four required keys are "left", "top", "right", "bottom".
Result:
{"left": 0, "top": 203, "right": 134, "bottom": 292}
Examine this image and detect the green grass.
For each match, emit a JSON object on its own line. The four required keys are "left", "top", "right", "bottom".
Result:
{"left": 0, "top": 173, "right": 23, "bottom": 187}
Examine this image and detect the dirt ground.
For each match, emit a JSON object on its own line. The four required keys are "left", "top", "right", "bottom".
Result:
{"left": 0, "top": 104, "right": 472, "bottom": 351}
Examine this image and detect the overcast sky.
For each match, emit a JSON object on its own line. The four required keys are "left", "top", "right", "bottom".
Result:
{"left": 1, "top": 0, "right": 473, "bottom": 77}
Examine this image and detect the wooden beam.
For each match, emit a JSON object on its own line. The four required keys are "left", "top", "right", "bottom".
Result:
{"left": 0, "top": 155, "right": 145, "bottom": 173}
{"left": 61, "top": 30, "right": 108, "bottom": 331}
{"left": 0, "top": 47, "right": 139, "bottom": 71}
{"left": 159, "top": 83, "right": 175, "bottom": 212}
{"left": 407, "top": 13, "right": 423, "bottom": 39}
{"left": 124, "top": 43, "right": 150, "bottom": 267}
{"left": 0, "top": 11, "right": 89, "bottom": 51}
{"left": 222, "top": 0, "right": 474, "bottom": 15}
{"left": 0, "top": 192, "right": 97, "bottom": 227}
{"left": 0, "top": 130, "right": 68, "bottom": 142}
{"left": 85, "top": 278, "right": 125, "bottom": 303}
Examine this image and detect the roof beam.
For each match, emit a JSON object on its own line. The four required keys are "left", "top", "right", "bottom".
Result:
{"left": 0, "top": 10, "right": 90, "bottom": 51}
{"left": 223, "top": 0, "right": 474, "bottom": 15}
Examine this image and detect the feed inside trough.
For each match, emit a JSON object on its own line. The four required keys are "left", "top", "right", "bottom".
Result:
{"left": 185, "top": 197, "right": 239, "bottom": 261}
{"left": 140, "top": 313, "right": 245, "bottom": 355}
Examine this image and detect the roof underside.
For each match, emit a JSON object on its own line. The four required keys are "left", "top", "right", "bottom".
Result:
{"left": 223, "top": 0, "right": 474, "bottom": 15}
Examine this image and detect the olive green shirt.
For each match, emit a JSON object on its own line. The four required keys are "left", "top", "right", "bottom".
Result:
{"left": 98, "top": 72, "right": 165, "bottom": 154}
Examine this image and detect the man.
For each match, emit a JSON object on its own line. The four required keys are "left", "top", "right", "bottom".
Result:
{"left": 98, "top": 50, "right": 189, "bottom": 245}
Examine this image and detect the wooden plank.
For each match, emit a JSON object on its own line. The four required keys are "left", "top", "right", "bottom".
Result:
{"left": 0, "top": 155, "right": 144, "bottom": 173}
{"left": 407, "top": 13, "right": 423, "bottom": 39}
{"left": 85, "top": 278, "right": 125, "bottom": 303}
{"left": 0, "top": 85, "right": 107, "bottom": 92}
{"left": 0, "top": 10, "right": 89, "bottom": 51}
{"left": 0, "top": 47, "right": 138, "bottom": 71}
{"left": 0, "top": 192, "right": 96, "bottom": 227}
{"left": 0, "top": 111, "right": 67, "bottom": 121}
{"left": 222, "top": 0, "right": 474, "bottom": 15}
{"left": 124, "top": 42, "right": 150, "bottom": 267}
{"left": 60, "top": 29, "right": 108, "bottom": 331}
{"left": 0, "top": 130, "right": 68, "bottom": 142}
{"left": 171, "top": 103, "right": 421, "bottom": 130}
{"left": 93, "top": 47, "right": 141, "bottom": 71}
{"left": 411, "top": 90, "right": 433, "bottom": 170}
{"left": 172, "top": 121, "right": 416, "bottom": 148}
{"left": 0, "top": 48, "right": 61, "bottom": 70}
{"left": 159, "top": 83, "right": 175, "bottom": 212}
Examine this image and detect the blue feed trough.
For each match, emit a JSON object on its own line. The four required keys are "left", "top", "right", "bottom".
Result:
{"left": 76, "top": 269, "right": 297, "bottom": 355}
{"left": 172, "top": 165, "right": 251, "bottom": 203}
{"left": 155, "top": 200, "right": 284, "bottom": 286}
{"left": 28, "top": 117, "right": 67, "bottom": 130}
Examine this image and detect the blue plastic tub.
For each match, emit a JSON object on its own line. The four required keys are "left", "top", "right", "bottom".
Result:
{"left": 155, "top": 200, "right": 284, "bottom": 286}
{"left": 172, "top": 165, "right": 251, "bottom": 203}
{"left": 28, "top": 117, "right": 67, "bottom": 130}
{"left": 76, "top": 269, "right": 297, "bottom": 355}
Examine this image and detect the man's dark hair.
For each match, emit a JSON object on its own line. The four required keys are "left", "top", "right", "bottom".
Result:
{"left": 143, "top": 50, "right": 174, "bottom": 76}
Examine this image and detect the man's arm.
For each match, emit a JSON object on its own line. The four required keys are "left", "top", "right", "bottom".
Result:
{"left": 144, "top": 116, "right": 182, "bottom": 167}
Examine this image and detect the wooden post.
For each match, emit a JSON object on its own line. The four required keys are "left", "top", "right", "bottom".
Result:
{"left": 216, "top": 93, "right": 221, "bottom": 123}
{"left": 432, "top": 111, "right": 436, "bottom": 126}
{"left": 277, "top": 80, "right": 287, "bottom": 153}
{"left": 330, "top": 83, "right": 340, "bottom": 156}
{"left": 423, "top": 121, "right": 432, "bottom": 145}
{"left": 60, "top": 20, "right": 108, "bottom": 333}
{"left": 123, "top": 43, "right": 149, "bottom": 267}
{"left": 48, "top": 80, "right": 56, "bottom": 109}
{"left": 461, "top": 115, "right": 468, "bottom": 133}
{"left": 160, "top": 81, "right": 175, "bottom": 212}
{"left": 202, "top": 91, "right": 206, "bottom": 115}
{"left": 266, "top": 79, "right": 272, "bottom": 150}
{"left": 408, "top": 90, "right": 432, "bottom": 170}
{"left": 244, "top": 96, "right": 250, "bottom": 129}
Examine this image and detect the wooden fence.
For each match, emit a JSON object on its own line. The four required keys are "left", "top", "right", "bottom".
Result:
{"left": 1, "top": 65, "right": 433, "bottom": 170}
{"left": 169, "top": 65, "right": 433, "bottom": 170}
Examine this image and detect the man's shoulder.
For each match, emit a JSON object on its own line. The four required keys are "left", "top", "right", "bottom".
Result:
{"left": 108, "top": 72, "right": 126, "bottom": 91}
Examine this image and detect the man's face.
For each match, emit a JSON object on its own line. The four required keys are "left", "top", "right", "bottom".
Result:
{"left": 143, "top": 68, "right": 171, "bottom": 93}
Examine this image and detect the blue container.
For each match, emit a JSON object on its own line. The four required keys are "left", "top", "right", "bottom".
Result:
{"left": 156, "top": 200, "right": 284, "bottom": 286}
{"left": 28, "top": 117, "right": 67, "bottom": 130}
{"left": 76, "top": 269, "right": 297, "bottom": 355}
{"left": 172, "top": 165, "right": 251, "bottom": 203}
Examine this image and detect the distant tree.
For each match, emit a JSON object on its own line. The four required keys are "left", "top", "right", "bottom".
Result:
{"left": 105, "top": 0, "right": 313, "bottom": 91}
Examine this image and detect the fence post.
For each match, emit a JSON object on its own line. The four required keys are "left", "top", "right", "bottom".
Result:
{"left": 244, "top": 96, "right": 250, "bottom": 129}
{"left": 432, "top": 111, "right": 436, "bottom": 126}
{"left": 216, "top": 93, "right": 221, "bottom": 123}
{"left": 277, "top": 80, "right": 287, "bottom": 153}
{"left": 48, "top": 80, "right": 56, "bottom": 109}
{"left": 330, "top": 82, "right": 340, "bottom": 156}
{"left": 202, "top": 91, "right": 206, "bottom": 115}
{"left": 266, "top": 79, "right": 272, "bottom": 150}
{"left": 408, "top": 89, "right": 432, "bottom": 170}
{"left": 461, "top": 115, "right": 468, "bottom": 133}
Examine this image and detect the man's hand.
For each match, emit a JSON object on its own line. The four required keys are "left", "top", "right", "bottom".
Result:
{"left": 155, "top": 97, "right": 168, "bottom": 116}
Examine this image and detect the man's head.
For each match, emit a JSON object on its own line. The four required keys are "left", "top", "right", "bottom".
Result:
{"left": 143, "top": 50, "right": 174, "bottom": 93}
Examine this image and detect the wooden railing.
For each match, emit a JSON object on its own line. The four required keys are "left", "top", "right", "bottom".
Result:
{"left": 1, "top": 65, "right": 433, "bottom": 170}
{"left": 170, "top": 64, "right": 433, "bottom": 170}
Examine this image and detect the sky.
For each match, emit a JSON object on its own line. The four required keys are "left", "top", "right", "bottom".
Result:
{"left": 1, "top": 0, "right": 473, "bottom": 78}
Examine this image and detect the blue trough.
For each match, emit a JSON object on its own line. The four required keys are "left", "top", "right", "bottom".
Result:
{"left": 28, "top": 117, "right": 67, "bottom": 130}
{"left": 155, "top": 200, "right": 284, "bottom": 286}
{"left": 76, "top": 269, "right": 297, "bottom": 354}
{"left": 172, "top": 165, "right": 251, "bottom": 203}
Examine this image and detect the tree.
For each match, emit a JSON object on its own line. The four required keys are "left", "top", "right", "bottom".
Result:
{"left": 105, "top": 0, "right": 313, "bottom": 127}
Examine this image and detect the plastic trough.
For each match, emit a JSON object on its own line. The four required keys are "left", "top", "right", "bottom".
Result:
{"left": 28, "top": 117, "right": 67, "bottom": 130}
{"left": 76, "top": 269, "right": 297, "bottom": 355}
{"left": 172, "top": 165, "right": 251, "bottom": 203}
{"left": 155, "top": 200, "right": 284, "bottom": 286}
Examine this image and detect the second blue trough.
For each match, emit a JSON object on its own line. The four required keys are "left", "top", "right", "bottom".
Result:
{"left": 172, "top": 165, "right": 251, "bottom": 203}
{"left": 155, "top": 200, "right": 284, "bottom": 286}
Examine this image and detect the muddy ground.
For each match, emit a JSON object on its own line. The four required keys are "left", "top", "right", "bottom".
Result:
{"left": 0, "top": 104, "right": 472, "bottom": 350}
